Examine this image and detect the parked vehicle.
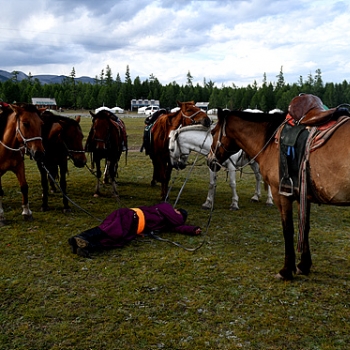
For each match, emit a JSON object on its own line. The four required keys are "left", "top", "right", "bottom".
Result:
{"left": 144, "top": 105, "right": 160, "bottom": 116}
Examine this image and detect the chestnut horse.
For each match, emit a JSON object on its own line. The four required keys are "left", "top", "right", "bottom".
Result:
{"left": 147, "top": 101, "right": 212, "bottom": 200}
{"left": 208, "top": 103, "right": 350, "bottom": 280}
{"left": 86, "top": 109, "right": 126, "bottom": 197}
{"left": 168, "top": 124, "right": 273, "bottom": 210}
{"left": 0, "top": 103, "right": 45, "bottom": 223}
{"left": 37, "top": 111, "right": 87, "bottom": 212}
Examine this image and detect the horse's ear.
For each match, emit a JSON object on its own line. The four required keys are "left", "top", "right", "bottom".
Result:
{"left": 75, "top": 115, "right": 81, "bottom": 123}
{"left": 176, "top": 100, "right": 182, "bottom": 107}
{"left": 38, "top": 108, "right": 47, "bottom": 113}
{"left": 89, "top": 111, "right": 95, "bottom": 118}
{"left": 217, "top": 108, "right": 224, "bottom": 121}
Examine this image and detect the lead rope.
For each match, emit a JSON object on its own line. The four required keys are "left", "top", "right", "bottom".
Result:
{"left": 159, "top": 127, "right": 213, "bottom": 251}
{"left": 41, "top": 162, "right": 103, "bottom": 222}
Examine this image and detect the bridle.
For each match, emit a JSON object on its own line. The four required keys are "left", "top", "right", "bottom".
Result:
{"left": 181, "top": 107, "right": 208, "bottom": 124}
{"left": 210, "top": 115, "right": 286, "bottom": 171}
{"left": 0, "top": 114, "right": 43, "bottom": 156}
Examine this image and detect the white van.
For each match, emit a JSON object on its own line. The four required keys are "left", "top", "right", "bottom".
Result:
{"left": 144, "top": 105, "right": 160, "bottom": 116}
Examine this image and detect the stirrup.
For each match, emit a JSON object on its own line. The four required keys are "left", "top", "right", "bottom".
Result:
{"left": 279, "top": 177, "right": 294, "bottom": 196}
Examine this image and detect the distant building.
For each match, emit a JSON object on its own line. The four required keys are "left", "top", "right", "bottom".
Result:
{"left": 195, "top": 102, "right": 209, "bottom": 111}
{"left": 32, "top": 97, "right": 57, "bottom": 109}
{"left": 131, "top": 99, "right": 160, "bottom": 111}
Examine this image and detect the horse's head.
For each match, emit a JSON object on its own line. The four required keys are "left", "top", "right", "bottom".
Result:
{"left": 168, "top": 128, "right": 187, "bottom": 170}
{"left": 11, "top": 103, "right": 45, "bottom": 162}
{"left": 207, "top": 108, "right": 240, "bottom": 172}
{"left": 59, "top": 116, "right": 87, "bottom": 168}
{"left": 89, "top": 110, "right": 111, "bottom": 150}
{"left": 177, "top": 101, "right": 212, "bottom": 128}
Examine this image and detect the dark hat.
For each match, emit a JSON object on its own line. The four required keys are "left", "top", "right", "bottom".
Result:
{"left": 178, "top": 208, "right": 188, "bottom": 222}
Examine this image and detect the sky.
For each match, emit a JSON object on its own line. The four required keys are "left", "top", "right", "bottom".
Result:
{"left": 1, "top": 0, "right": 350, "bottom": 87}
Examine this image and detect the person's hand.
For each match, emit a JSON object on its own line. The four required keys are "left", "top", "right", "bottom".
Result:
{"left": 195, "top": 227, "right": 202, "bottom": 235}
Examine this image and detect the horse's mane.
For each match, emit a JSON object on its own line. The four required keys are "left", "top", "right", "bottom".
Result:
{"left": 220, "top": 109, "right": 287, "bottom": 145}
{"left": 178, "top": 124, "right": 210, "bottom": 134}
{"left": 14, "top": 102, "right": 39, "bottom": 113}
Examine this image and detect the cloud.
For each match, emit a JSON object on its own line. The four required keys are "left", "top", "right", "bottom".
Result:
{"left": 1, "top": 0, "right": 350, "bottom": 87}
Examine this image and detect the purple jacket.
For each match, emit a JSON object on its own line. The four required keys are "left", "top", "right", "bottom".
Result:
{"left": 98, "top": 202, "right": 199, "bottom": 248}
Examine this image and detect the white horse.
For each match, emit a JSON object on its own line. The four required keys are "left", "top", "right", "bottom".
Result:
{"left": 169, "top": 124, "right": 273, "bottom": 210}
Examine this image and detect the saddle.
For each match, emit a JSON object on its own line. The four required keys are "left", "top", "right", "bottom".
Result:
{"left": 288, "top": 94, "right": 336, "bottom": 125}
{"left": 140, "top": 109, "right": 167, "bottom": 154}
{"left": 279, "top": 94, "right": 350, "bottom": 196}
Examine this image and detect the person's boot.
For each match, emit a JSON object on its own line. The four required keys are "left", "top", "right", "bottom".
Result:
{"left": 68, "top": 226, "right": 104, "bottom": 258}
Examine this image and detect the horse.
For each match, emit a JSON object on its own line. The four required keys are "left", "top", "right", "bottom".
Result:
{"left": 85, "top": 109, "right": 126, "bottom": 197}
{"left": 207, "top": 100, "right": 350, "bottom": 280}
{"left": 0, "top": 102, "right": 45, "bottom": 223}
{"left": 37, "top": 111, "right": 87, "bottom": 212}
{"left": 168, "top": 124, "right": 273, "bottom": 210}
{"left": 145, "top": 101, "right": 212, "bottom": 200}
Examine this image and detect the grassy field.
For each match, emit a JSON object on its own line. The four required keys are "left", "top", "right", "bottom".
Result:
{"left": 1, "top": 111, "right": 350, "bottom": 349}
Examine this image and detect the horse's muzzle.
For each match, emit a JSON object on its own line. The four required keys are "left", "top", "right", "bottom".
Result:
{"left": 207, "top": 155, "right": 222, "bottom": 172}
{"left": 32, "top": 150, "right": 45, "bottom": 162}
{"left": 73, "top": 158, "right": 87, "bottom": 168}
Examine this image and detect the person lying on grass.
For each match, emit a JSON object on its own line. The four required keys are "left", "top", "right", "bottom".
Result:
{"left": 68, "top": 202, "right": 202, "bottom": 258}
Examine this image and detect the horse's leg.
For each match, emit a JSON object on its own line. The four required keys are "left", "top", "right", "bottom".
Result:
{"left": 49, "top": 165, "right": 58, "bottom": 193}
{"left": 103, "top": 160, "right": 109, "bottom": 184}
{"left": 296, "top": 200, "right": 312, "bottom": 275}
{"left": 275, "top": 196, "right": 296, "bottom": 280}
{"left": 151, "top": 159, "right": 157, "bottom": 187}
{"left": 250, "top": 163, "right": 261, "bottom": 202}
{"left": 265, "top": 184, "right": 274, "bottom": 206}
{"left": 109, "top": 161, "right": 119, "bottom": 197}
{"left": 94, "top": 158, "right": 101, "bottom": 197}
{"left": 59, "top": 162, "right": 71, "bottom": 212}
{"left": 227, "top": 169, "right": 240, "bottom": 210}
{"left": 38, "top": 162, "right": 50, "bottom": 212}
{"left": 16, "top": 165, "right": 33, "bottom": 221}
{"left": 202, "top": 169, "right": 217, "bottom": 210}
{"left": 0, "top": 178, "right": 5, "bottom": 224}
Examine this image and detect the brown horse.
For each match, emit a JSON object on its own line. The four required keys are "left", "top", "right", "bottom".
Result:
{"left": 0, "top": 103, "right": 45, "bottom": 223}
{"left": 86, "top": 109, "right": 127, "bottom": 197}
{"left": 37, "top": 111, "right": 87, "bottom": 212}
{"left": 208, "top": 101, "right": 350, "bottom": 281}
{"left": 147, "top": 101, "right": 212, "bottom": 200}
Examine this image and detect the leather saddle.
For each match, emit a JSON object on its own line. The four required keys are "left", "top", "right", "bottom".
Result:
{"left": 288, "top": 94, "right": 336, "bottom": 126}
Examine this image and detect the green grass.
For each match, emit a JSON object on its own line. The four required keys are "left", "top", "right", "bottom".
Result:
{"left": 1, "top": 112, "right": 350, "bottom": 349}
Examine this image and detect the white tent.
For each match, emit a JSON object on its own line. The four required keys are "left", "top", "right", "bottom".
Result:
{"left": 95, "top": 106, "right": 113, "bottom": 113}
{"left": 111, "top": 106, "right": 124, "bottom": 114}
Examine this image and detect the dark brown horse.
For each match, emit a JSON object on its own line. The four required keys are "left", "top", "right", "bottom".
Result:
{"left": 37, "top": 111, "right": 87, "bottom": 212}
{"left": 147, "top": 101, "right": 212, "bottom": 200}
{"left": 207, "top": 101, "right": 350, "bottom": 280}
{"left": 0, "top": 102, "right": 45, "bottom": 223}
{"left": 86, "top": 109, "right": 127, "bottom": 197}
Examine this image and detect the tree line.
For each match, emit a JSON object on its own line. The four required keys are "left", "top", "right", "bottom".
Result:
{"left": 1, "top": 66, "right": 350, "bottom": 112}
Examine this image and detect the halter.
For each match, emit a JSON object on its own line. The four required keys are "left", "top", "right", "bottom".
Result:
{"left": 181, "top": 108, "right": 207, "bottom": 123}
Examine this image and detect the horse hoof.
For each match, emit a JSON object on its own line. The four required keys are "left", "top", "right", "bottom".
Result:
{"left": 275, "top": 273, "right": 285, "bottom": 280}
{"left": 93, "top": 193, "right": 100, "bottom": 198}
{"left": 229, "top": 206, "right": 239, "bottom": 211}
{"left": 23, "top": 215, "right": 33, "bottom": 221}
{"left": 201, "top": 205, "right": 211, "bottom": 210}
{"left": 0, "top": 220, "right": 7, "bottom": 227}
{"left": 63, "top": 208, "right": 72, "bottom": 213}
{"left": 40, "top": 206, "right": 50, "bottom": 212}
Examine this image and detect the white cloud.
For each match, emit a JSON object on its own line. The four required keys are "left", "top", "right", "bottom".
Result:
{"left": 1, "top": 0, "right": 350, "bottom": 86}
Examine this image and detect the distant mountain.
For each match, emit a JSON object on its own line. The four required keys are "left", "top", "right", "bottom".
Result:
{"left": 0, "top": 70, "right": 96, "bottom": 84}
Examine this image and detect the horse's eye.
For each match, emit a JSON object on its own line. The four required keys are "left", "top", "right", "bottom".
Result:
{"left": 22, "top": 122, "right": 30, "bottom": 128}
